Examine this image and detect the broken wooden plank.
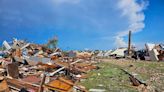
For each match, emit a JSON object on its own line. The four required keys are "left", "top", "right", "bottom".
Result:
{"left": 7, "top": 62, "right": 19, "bottom": 79}
{"left": 0, "top": 79, "right": 10, "bottom": 92}
{"left": 6, "top": 78, "right": 39, "bottom": 91}
{"left": 121, "top": 69, "right": 147, "bottom": 86}
{"left": 48, "top": 59, "right": 82, "bottom": 76}
{"left": 38, "top": 73, "right": 46, "bottom": 92}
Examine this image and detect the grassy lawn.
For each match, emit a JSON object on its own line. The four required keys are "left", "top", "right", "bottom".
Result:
{"left": 79, "top": 59, "right": 164, "bottom": 92}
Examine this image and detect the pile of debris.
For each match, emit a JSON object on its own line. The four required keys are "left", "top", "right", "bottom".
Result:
{"left": 95, "top": 43, "right": 164, "bottom": 62}
{"left": 0, "top": 38, "right": 98, "bottom": 92}
{"left": 145, "top": 43, "right": 164, "bottom": 61}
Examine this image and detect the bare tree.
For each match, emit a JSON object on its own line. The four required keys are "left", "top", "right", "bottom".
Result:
{"left": 46, "top": 36, "right": 58, "bottom": 49}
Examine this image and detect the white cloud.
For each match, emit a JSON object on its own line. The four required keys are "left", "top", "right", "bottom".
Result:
{"left": 115, "top": 36, "right": 127, "bottom": 47}
{"left": 0, "top": 0, "right": 149, "bottom": 49}
{"left": 115, "top": 0, "right": 148, "bottom": 47}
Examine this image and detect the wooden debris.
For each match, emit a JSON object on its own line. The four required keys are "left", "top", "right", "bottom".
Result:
{"left": 121, "top": 69, "right": 147, "bottom": 86}
{"left": 38, "top": 74, "right": 46, "bottom": 92}
{"left": 0, "top": 79, "right": 10, "bottom": 92}
{"left": 7, "top": 62, "right": 19, "bottom": 79}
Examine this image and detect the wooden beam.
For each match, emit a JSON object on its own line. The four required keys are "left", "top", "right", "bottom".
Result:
{"left": 48, "top": 59, "right": 82, "bottom": 76}
{"left": 128, "top": 30, "right": 132, "bottom": 55}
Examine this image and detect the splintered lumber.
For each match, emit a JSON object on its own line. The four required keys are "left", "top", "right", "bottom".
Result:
{"left": 6, "top": 78, "right": 39, "bottom": 91}
{"left": 75, "top": 63, "right": 98, "bottom": 72}
{"left": 121, "top": 69, "right": 147, "bottom": 86}
{"left": 59, "top": 77, "right": 88, "bottom": 92}
{"left": 21, "top": 43, "right": 30, "bottom": 50}
{"left": 0, "top": 79, "right": 10, "bottom": 92}
{"left": 38, "top": 74, "right": 46, "bottom": 92}
{"left": 48, "top": 59, "right": 82, "bottom": 76}
{"left": 58, "top": 77, "right": 74, "bottom": 86}
{"left": 44, "top": 80, "right": 73, "bottom": 92}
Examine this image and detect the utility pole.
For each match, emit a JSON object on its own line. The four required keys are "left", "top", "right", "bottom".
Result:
{"left": 128, "top": 30, "right": 131, "bottom": 55}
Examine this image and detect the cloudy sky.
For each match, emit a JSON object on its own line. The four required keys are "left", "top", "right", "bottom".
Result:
{"left": 0, "top": 0, "right": 164, "bottom": 50}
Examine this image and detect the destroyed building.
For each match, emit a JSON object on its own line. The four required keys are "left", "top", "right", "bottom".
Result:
{"left": 145, "top": 43, "right": 164, "bottom": 61}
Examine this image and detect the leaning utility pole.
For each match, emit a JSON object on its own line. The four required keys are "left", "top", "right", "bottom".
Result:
{"left": 128, "top": 30, "right": 131, "bottom": 55}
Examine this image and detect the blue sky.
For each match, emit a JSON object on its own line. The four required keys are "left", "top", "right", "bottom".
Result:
{"left": 0, "top": 0, "right": 163, "bottom": 50}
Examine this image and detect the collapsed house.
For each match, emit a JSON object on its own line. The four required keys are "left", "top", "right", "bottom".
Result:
{"left": 96, "top": 50, "right": 112, "bottom": 58}
{"left": 103, "top": 50, "right": 112, "bottom": 57}
{"left": 96, "top": 48, "right": 128, "bottom": 59}
{"left": 0, "top": 38, "right": 98, "bottom": 92}
{"left": 145, "top": 43, "right": 164, "bottom": 61}
{"left": 96, "top": 51, "right": 104, "bottom": 58}
{"left": 95, "top": 42, "right": 164, "bottom": 61}
{"left": 110, "top": 48, "right": 127, "bottom": 58}
{"left": 96, "top": 48, "right": 127, "bottom": 58}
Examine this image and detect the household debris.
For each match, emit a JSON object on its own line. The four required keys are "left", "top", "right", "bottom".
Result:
{"left": 121, "top": 69, "right": 147, "bottom": 87}
{"left": 110, "top": 48, "right": 127, "bottom": 58}
{"left": 94, "top": 31, "right": 164, "bottom": 61}
{"left": 0, "top": 38, "right": 98, "bottom": 92}
{"left": 95, "top": 43, "right": 164, "bottom": 62}
{"left": 145, "top": 43, "right": 164, "bottom": 61}
{"left": 1, "top": 38, "right": 163, "bottom": 92}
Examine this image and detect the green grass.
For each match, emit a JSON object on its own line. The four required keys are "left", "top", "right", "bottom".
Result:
{"left": 79, "top": 59, "right": 164, "bottom": 92}
{"left": 80, "top": 62, "right": 138, "bottom": 92}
